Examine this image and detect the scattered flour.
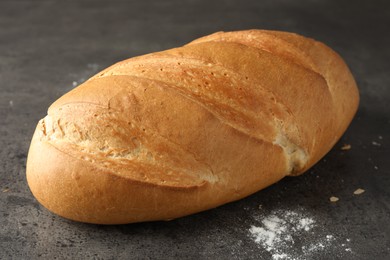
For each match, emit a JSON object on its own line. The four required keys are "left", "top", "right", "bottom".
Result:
{"left": 297, "top": 218, "right": 314, "bottom": 231}
{"left": 273, "top": 253, "right": 288, "bottom": 260}
{"left": 249, "top": 208, "right": 352, "bottom": 260}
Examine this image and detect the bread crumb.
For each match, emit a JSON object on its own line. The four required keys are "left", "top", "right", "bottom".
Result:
{"left": 340, "top": 144, "right": 351, "bottom": 150}
{"left": 374, "top": 166, "right": 378, "bottom": 170}
{"left": 353, "top": 188, "right": 365, "bottom": 195}
{"left": 329, "top": 196, "right": 339, "bottom": 202}
{"left": 72, "top": 81, "right": 78, "bottom": 87}
{"left": 372, "top": 141, "right": 381, "bottom": 146}
{"left": 378, "top": 135, "right": 383, "bottom": 140}
{"left": 2, "top": 188, "right": 9, "bottom": 193}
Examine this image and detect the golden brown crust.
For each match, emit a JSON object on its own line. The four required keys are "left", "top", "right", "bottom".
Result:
{"left": 26, "top": 30, "right": 359, "bottom": 224}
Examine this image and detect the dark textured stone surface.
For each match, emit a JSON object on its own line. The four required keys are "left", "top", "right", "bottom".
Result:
{"left": 0, "top": 0, "right": 389, "bottom": 259}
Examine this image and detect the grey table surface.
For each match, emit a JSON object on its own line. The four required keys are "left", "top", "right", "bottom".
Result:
{"left": 1, "top": 0, "right": 389, "bottom": 259}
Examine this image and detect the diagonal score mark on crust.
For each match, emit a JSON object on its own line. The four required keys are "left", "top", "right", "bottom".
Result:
{"left": 37, "top": 105, "right": 218, "bottom": 187}
{"left": 39, "top": 117, "right": 214, "bottom": 188}
{"left": 187, "top": 29, "right": 320, "bottom": 75}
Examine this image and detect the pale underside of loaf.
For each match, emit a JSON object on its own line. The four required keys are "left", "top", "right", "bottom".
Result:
{"left": 26, "top": 30, "right": 359, "bottom": 224}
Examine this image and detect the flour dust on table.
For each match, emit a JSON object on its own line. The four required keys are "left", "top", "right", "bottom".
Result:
{"left": 248, "top": 207, "right": 353, "bottom": 260}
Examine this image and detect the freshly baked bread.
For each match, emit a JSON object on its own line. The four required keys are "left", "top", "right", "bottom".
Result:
{"left": 26, "top": 30, "right": 359, "bottom": 224}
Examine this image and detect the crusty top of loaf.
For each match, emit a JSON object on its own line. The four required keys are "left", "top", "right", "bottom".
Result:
{"left": 39, "top": 29, "right": 359, "bottom": 188}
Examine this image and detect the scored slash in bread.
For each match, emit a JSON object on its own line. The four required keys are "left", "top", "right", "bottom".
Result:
{"left": 26, "top": 30, "right": 359, "bottom": 224}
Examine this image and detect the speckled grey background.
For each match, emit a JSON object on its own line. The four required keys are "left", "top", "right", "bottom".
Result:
{"left": 1, "top": 0, "right": 389, "bottom": 259}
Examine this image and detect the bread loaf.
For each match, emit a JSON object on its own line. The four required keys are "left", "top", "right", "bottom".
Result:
{"left": 26, "top": 30, "right": 359, "bottom": 224}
